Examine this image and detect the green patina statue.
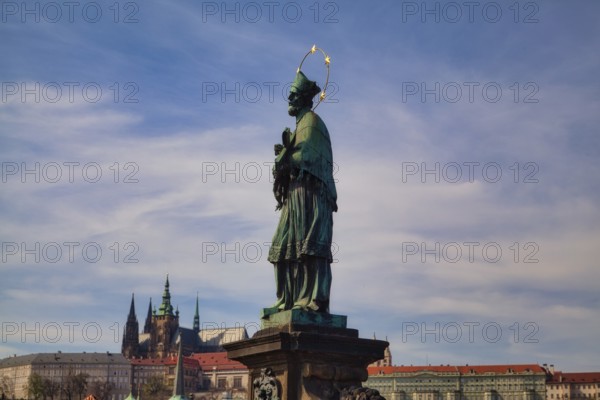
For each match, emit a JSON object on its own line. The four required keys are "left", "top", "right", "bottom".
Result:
{"left": 267, "top": 70, "right": 337, "bottom": 314}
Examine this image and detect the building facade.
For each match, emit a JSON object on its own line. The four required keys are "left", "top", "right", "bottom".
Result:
{"left": 546, "top": 371, "right": 600, "bottom": 400}
{"left": 190, "top": 352, "right": 248, "bottom": 400}
{"left": 130, "top": 355, "right": 201, "bottom": 396}
{"left": 0, "top": 352, "right": 130, "bottom": 400}
{"left": 130, "top": 352, "right": 249, "bottom": 400}
{"left": 367, "top": 364, "right": 549, "bottom": 400}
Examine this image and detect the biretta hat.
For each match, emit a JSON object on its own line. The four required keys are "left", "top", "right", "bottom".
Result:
{"left": 291, "top": 71, "right": 321, "bottom": 97}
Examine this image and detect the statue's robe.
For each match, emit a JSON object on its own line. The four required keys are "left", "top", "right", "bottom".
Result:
{"left": 268, "top": 108, "right": 337, "bottom": 312}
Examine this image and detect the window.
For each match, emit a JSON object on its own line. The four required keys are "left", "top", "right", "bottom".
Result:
{"left": 218, "top": 378, "right": 226, "bottom": 389}
{"left": 233, "top": 376, "right": 242, "bottom": 389}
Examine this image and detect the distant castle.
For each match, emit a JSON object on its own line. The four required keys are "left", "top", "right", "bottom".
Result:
{"left": 121, "top": 275, "right": 247, "bottom": 359}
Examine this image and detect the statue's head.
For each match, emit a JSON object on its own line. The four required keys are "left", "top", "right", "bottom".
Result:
{"left": 288, "top": 71, "right": 320, "bottom": 116}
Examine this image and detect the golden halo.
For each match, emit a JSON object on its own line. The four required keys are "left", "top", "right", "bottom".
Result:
{"left": 297, "top": 44, "right": 331, "bottom": 110}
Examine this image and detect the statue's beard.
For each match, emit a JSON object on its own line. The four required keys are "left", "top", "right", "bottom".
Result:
{"left": 288, "top": 101, "right": 306, "bottom": 116}
{"left": 288, "top": 104, "right": 300, "bottom": 116}
{"left": 288, "top": 94, "right": 312, "bottom": 116}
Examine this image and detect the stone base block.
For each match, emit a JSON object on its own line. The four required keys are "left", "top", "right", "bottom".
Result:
{"left": 224, "top": 316, "right": 388, "bottom": 400}
{"left": 260, "top": 308, "right": 348, "bottom": 330}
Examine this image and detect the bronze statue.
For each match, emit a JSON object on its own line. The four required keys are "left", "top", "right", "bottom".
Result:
{"left": 267, "top": 68, "right": 337, "bottom": 314}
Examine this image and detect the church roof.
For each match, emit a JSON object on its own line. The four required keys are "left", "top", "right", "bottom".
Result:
{"left": 198, "top": 326, "right": 248, "bottom": 346}
{"left": 174, "top": 327, "right": 201, "bottom": 349}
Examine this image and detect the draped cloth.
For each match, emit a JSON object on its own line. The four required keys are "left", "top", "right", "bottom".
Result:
{"left": 268, "top": 108, "right": 337, "bottom": 312}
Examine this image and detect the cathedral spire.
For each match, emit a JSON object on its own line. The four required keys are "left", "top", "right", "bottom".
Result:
{"left": 143, "top": 298, "right": 153, "bottom": 334}
{"left": 121, "top": 293, "right": 139, "bottom": 358}
{"left": 193, "top": 293, "right": 200, "bottom": 334}
{"left": 128, "top": 293, "right": 136, "bottom": 319}
{"left": 157, "top": 274, "right": 174, "bottom": 316}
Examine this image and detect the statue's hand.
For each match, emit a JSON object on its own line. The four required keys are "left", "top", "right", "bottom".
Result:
{"left": 282, "top": 127, "right": 292, "bottom": 146}
{"left": 274, "top": 144, "right": 284, "bottom": 156}
{"left": 273, "top": 164, "right": 289, "bottom": 211}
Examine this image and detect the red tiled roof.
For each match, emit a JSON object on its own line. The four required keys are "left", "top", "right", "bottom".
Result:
{"left": 549, "top": 371, "right": 565, "bottom": 383}
{"left": 456, "top": 364, "right": 545, "bottom": 374}
{"left": 549, "top": 372, "right": 600, "bottom": 383}
{"left": 190, "top": 352, "right": 247, "bottom": 372}
{"left": 131, "top": 356, "right": 199, "bottom": 368}
{"left": 369, "top": 364, "right": 546, "bottom": 376}
{"left": 369, "top": 365, "right": 458, "bottom": 375}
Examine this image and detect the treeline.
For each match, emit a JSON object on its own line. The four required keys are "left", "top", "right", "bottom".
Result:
{"left": 25, "top": 372, "right": 113, "bottom": 400}
{"left": 17, "top": 373, "right": 170, "bottom": 400}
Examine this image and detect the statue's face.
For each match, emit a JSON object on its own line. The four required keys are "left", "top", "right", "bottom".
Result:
{"left": 288, "top": 90, "right": 306, "bottom": 116}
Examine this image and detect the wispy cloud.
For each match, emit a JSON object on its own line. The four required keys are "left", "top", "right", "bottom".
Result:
{"left": 1, "top": 0, "right": 599, "bottom": 372}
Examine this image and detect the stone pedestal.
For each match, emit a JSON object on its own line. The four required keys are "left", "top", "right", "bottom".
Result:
{"left": 223, "top": 310, "right": 388, "bottom": 400}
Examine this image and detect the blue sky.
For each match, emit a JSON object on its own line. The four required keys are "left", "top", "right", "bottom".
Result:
{"left": 1, "top": 1, "right": 599, "bottom": 372}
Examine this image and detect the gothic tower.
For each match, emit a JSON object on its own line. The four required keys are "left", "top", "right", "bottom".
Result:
{"left": 143, "top": 298, "right": 153, "bottom": 334}
{"left": 121, "top": 293, "right": 139, "bottom": 358}
{"left": 151, "top": 275, "right": 180, "bottom": 358}
{"left": 193, "top": 294, "right": 200, "bottom": 335}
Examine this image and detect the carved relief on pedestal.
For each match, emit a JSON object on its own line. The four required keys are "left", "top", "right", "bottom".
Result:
{"left": 253, "top": 367, "right": 280, "bottom": 400}
{"left": 301, "top": 362, "right": 368, "bottom": 400}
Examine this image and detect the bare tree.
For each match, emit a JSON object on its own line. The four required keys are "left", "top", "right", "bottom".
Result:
{"left": 88, "top": 381, "right": 114, "bottom": 400}
{"left": 1, "top": 376, "right": 14, "bottom": 400}
{"left": 43, "top": 379, "right": 61, "bottom": 400}
{"left": 62, "top": 372, "right": 88, "bottom": 400}
{"left": 26, "top": 373, "right": 45, "bottom": 400}
{"left": 142, "top": 375, "right": 169, "bottom": 400}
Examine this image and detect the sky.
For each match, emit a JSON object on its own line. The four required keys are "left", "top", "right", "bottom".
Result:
{"left": 1, "top": 0, "right": 599, "bottom": 373}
